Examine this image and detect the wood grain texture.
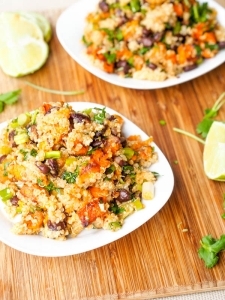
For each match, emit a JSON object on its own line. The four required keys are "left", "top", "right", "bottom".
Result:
{"left": 0, "top": 2, "right": 225, "bottom": 299}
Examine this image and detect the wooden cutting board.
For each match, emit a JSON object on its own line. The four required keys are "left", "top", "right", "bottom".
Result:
{"left": 0, "top": 3, "right": 225, "bottom": 299}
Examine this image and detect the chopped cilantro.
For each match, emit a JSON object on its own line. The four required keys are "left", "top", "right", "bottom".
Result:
{"left": 62, "top": 168, "right": 79, "bottom": 183}
{"left": 93, "top": 107, "right": 106, "bottom": 124}
{"left": 109, "top": 200, "right": 125, "bottom": 215}
{"left": 151, "top": 171, "right": 160, "bottom": 178}
{"left": 103, "top": 52, "right": 116, "bottom": 64}
{"left": 30, "top": 149, "right": 38, "bottom": 157}
{"left": 196, "top": 92, "right": 225, "bottom": 138}
{"left": 19, "top": 149, "right": 29, "bottom": 160}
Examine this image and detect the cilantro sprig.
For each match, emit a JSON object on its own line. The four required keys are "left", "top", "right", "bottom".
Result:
{"left": 0, "top": 89, "right": 21, "bottom": 113}
{"left": 198, "top": 193, "right": 225, "bottom": 268}
{"left": 173, "top": 92, "right": 225, "bottom": 143}
{"left": 196, "top": 92, "right": 225, "bottom": 138}
{"left": 198, "top": 234, "right": 225, "bottom": 268}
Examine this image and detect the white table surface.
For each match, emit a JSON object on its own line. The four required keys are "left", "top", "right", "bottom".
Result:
{"left": 0, "top": 1, "right": 225, "bottom": 299}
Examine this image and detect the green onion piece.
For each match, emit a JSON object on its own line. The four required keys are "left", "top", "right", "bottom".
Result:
{"left": 31, "top": 110, "right": 39, "bottom": 125}
{"left": 173, "top": 21, "right": 181, "bottom": 35}
{"left": 132, "top": 199, "right": 144, "bottom": 210}
{"left": 9, "top": 119, "right": 19, "bottom": 129}
{"left": 45, "top": 151, "right": 61, "bottom": 159}
{"left": 106, "top": 164, "right": 116, "bottom": 174}
{"left": 25, "top": 81, "right": 85, "bottom": 96}
{"left": 115, "top": 29, "right": 123, "bottom": 41}
{"left": 183, "top": 0, "right": 190, "bottom": 7}
{"left": 193, "top": 3, "right": 199, "bottom": 22}
{"left": 130, "top": 0, "right": 141, "bottom": 12}
{"left": 0, "top": 188, "right": 13, "bottom": 202}
{"left": 14, "top": 133, "right": 29, "bottom": 145}
{"left": 109, "top": 221, "right": 122, "bottom": 231}
{"left": 123, "top": 147, "right": 134, "bottom": 160}
{"left": 18, "top": 113, "right": 31, "bottom": 126}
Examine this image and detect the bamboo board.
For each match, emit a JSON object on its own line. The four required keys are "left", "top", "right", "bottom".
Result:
{"left": 0, "top": 4, "right": 225, "bottom": 300}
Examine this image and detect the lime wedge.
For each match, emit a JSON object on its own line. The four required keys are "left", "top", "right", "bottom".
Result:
{"left": 203, "top": 121, "right": 225, "bottom": 181}
{"left": 17, "top": 12, "right": 52, "bottom": 42}
{"left": 0, "top": 12, "right": 49, "bottom": 77}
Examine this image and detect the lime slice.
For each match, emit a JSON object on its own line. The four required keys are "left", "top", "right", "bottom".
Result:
{"left": 203, "top": 121, "right": 225, "bottom": 181}
{"left": 0, "top": 12, "right": 49, "bottom": 77}
{"left": 17, "top": 12, "right": 52, "bottom": 42}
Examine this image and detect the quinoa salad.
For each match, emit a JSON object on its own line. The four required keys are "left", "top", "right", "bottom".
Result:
{"left": 0, "top": 102, "right": 158, "bottom": 240}
{"left": 82, "top": 0, "right": 225, "bottom": 81}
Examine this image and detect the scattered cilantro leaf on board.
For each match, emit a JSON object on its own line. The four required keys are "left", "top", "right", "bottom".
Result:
{"left": 0, "top": 89, "right": 21, "bottom": 113}
{"left": 198, "top": 234, "right": 225, "bottom": 268}
{"left": 173, "top": 92, "right": 225, "bottom": 143}
{"left": 196, "top": 92, "right": 225, "bottom": 138}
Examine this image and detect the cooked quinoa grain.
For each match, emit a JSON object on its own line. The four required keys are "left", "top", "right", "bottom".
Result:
{"left": 0, "top": 102, "right": 158, "bottom": 240}
{"left": 82, "top": 0, "right": 225, "bottom": 81}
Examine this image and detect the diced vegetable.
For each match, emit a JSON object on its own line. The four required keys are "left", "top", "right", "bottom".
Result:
{"left": 0, "top": 188, "right": 13, "bottom": 202}
{"left": 45, "top": 151, "right": 61, "bottom": 159}
{"left": 14, "top": 132, "right": 29, "bottom": 145}
{"left": 132, "top": 199, "right": 144, "bottom": 210}
{"left": 142, "top": 182, "right": 154, "bottom": 200}
{"left": 123, "top": 147, "right": 134, "bottom": 160}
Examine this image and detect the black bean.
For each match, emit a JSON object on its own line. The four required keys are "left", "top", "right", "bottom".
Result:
{"left": 108, "top": 115, "right": 116, "bottom": 121}
{"left": 147, "top": 62, "right": 157, "bottom": 70}
{"left": 99, "top": 1, "right": 109, "bottom": 12}
{"left": 46, "top": 159, "right": 59, "bottom": 176}
{"left": 114, "top": 156, "right": 126, "bottom": 167}
{"left": 10, "top": 196, "right": 19, "bottom": 206}
{"left": 0, "top": 155, "right": 7, "bottom": 163}
{"left": 95, "top": 125, "right": 108, "bottom": 137}
{"left": 115, "top": 8, "right": 123, "bottom": 17}
{"left": 141, "top": 37, "right": 153, "bottom": 47}
{"left": 153, "top": 32, "right": 164, "bottom": 42}
{"left": 91, "top": 139, "right": 104, "bottom": 148}
{"left": 47, "top": 220, "right": 66, "bottom": 231}
{"left": 70, "top": 112, "right": 91, "bottom": 123}
{"left": 8, "top": 130, "right": 16, "bottom": 147}
{"left": 117, "top": 189, "right": 131, "bottom": 203}
{"left": 183, "top": 64, "right": 198, "bottom": 72}
{"left": 111, "top": 127, "right": 118, "bottom": 136}
{"left": 69, "top": 117, "right": 74, "bottom": 131}
{"left": 115, "top": 60, "right": 131, "bottom": 74}
{"left": 80, "top": 216, "right": 89, "bottom": 227}
{"left": 120, "top": 136, "right": 127, "bottom": 147}
{"left": 36, "top": 162, "right": 50, "bottom": 174}
{"left": 142, "top": 27, "right": 152, "bottom": 37}
{"left": 117, "top": 16, "right": 128, "bottom": 27}
{"left": 218, "top": 41, "right": 225, "bottom": 49}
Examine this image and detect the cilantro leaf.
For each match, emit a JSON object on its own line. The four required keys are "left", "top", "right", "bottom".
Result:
{"left": 62, "top": 168, "right": 79, "bottom": 183}
{"left": 196, "top": 92, "right": 225, "bottom": 138}
{"left": 198, "top": 234, "right": 225, "bottom": 268}
{"left": 0, "top": 89, "right": 21, "bottom": 113}
{"left": 109, "top": 200, "right": 125, "bottom": 215}
{"left": 196, "top": 118, "right": 214, "bottom": 138}
{"left": 93, "top": 107, "right": 106, "bottom": 124}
